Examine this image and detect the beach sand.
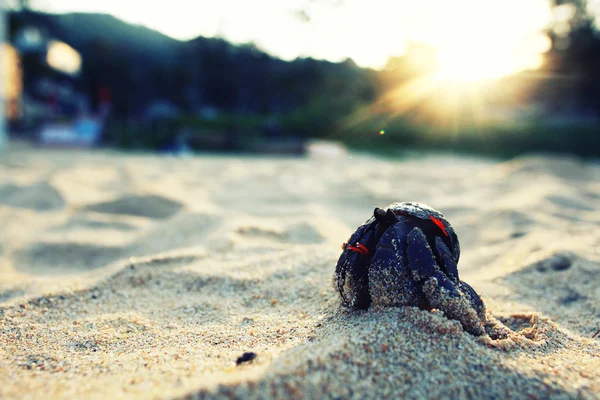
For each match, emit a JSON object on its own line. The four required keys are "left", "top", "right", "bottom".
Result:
{"left": 0, "top": 146, "right": 599, "bottom": 399}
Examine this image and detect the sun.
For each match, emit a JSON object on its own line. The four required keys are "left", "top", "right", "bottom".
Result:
{"left": 339, "top": 1, "right": 557, "bottom": 135}
{"left": 435, "top": 48, "right": 526, "bottom": 83}
{"left": 432, "top": 37, "right": 549, "bottom": 84}
{"left": 403, "top": 0, "right": 553, "bottom": 83}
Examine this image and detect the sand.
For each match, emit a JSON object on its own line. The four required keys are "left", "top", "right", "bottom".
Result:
{"left": 0, "top": 145, "right": 599, "bottom": 399}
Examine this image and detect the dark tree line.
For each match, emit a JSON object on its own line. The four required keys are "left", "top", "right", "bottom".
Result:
{"left": 8, "top": 10, "right": 377, "bottom": 124}
{"left": 527, "top": 0, "right": 600, "bottom": 115}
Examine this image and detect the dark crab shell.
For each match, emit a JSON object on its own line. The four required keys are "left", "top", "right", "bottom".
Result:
{"left": 384, "top": 202, "right": 460, "bottom": 261}
{"left": 334, "top": 201, "right": 486, "bottom": 336}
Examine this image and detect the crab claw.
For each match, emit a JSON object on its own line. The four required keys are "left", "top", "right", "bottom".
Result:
{"left": 407, "top": 227, "right": 486, "bottom": 336}
{"left": 336, "top": 207, "right": 403, "bottom": 309}
{"left": 335, "top": 223, "right": 377, "bottom": 309}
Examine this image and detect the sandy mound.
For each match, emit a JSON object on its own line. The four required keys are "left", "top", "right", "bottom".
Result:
{"left": 16, "top": 242, "right": 124, "bottom": 274}
{"left": 0, "top": 182, "right": 65, "bottom": 211}
{"left": 236, "top": 222, "right": 325, "bottom": 245}
{"left": 82, "top": 194, "right": 183, "bottom": 219}
{"left": 0, "top": 288, "right": 25, "bottom": 303}
{"left": 0, "top": 148, "right": 599, "bottom": 399}
{"left": 206, "top": 310, "right": 598, "bottom": 399}
{"left": 52, "top": 216, "right": 139, "bottom": 232}
{"left": 503, "top": 251, "right": 600, "bottom": 336}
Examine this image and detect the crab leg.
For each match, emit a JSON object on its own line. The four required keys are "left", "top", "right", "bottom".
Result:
{"left": 434, "top": 237, "right": 460, "bottom": 283}
{"left": 434, "top": 237, "right": 486, "bottom": 321}
{"left": 367, "top": 224, "right": 427, "bottom": 308}
{"left": 407, "top": 228, "right": 486, "bottom": 336}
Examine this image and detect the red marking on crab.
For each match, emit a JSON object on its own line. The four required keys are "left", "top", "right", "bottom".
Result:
{"left": 430, "top": 215, "right": 449, "bottom": 237}
{"left": 347, "top": 243, "right": 370, "bottom": 256}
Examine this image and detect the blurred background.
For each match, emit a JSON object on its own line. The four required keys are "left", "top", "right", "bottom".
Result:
{"left": 1, "top": 0, "right": 600, "bottom": 158}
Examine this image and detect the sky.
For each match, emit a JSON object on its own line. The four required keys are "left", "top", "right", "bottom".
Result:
{"left": 23, "top": 0, "right": 574, "bottom": 76}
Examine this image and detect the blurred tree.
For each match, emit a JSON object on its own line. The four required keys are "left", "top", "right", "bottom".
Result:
{"left": 4, "top": 0, "right": 33, "bottom": 11}
{"left": 545, "top": 0, "right": 600, "bottom": 114}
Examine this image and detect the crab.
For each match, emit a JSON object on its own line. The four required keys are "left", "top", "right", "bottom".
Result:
{"left": 334, "top": 202, "right": 487, "bottom": 336}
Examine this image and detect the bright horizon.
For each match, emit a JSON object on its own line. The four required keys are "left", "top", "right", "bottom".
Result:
{"left": 18, "top": 0, "right": 592, "bottom": 81}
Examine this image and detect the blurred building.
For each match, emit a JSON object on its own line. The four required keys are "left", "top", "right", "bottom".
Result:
{"left": 6, "top": 11, "right": 105, "bottom": 147}
{"left": 2, "top": 43, "right": 22, "bottom": 122}
{"left": 0, "top": 5, "right": 9, "bottom": 147}
{"left": 13, "top": 24, "right": 85, "bottom": 121}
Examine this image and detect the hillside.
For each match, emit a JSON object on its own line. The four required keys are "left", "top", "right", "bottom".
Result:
{"left": 8, "top": 11, "right": 377, "bottom": 120}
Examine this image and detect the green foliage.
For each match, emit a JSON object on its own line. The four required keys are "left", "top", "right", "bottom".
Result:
{"left": 340, "top": 117, "right": 600, "bottom": 159}
{"left": 101, "top": 114, "right": 267, "bottom": 151}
